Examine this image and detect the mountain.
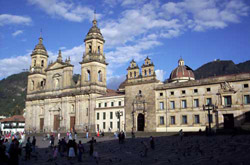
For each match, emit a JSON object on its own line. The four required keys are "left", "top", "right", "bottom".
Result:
{"left": 0, "top": 60, "right": 249, "bottom": 116}
{"left": 194, "top": 60, "right": 250, "bottom": 79}
{"left": 0, "top": 72, "right": 28, "bottom": 116}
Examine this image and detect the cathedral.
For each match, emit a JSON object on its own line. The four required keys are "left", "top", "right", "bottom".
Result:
{"left": 25, "top": 17, "right": 250, "bottom": 133}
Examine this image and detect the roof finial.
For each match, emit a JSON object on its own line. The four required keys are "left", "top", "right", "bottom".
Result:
{"left": 40, "top": 28, "right": 42, "bottom": 38}
{"left": 39, "top": 29, "right": 43, "bottom": 44}
{"left": 57, "top": 50, "right": 62, "bottom": 62}
{"left": 92, "top": 10, "right": 97, "bottom": 26}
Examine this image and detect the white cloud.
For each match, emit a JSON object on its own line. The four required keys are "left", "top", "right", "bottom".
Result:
{"left": 0, "top": 14, "right": 31, "bottom": 26}
{"left": 155, "top": 69, "right": 166, "bottom": 82}
{"left": 0, "top": 54, "right": 30, "bottom": 78}
{"left": 12, "top": 30, "right": 23, "bottom": 37}
{"left": 27, "top": 0, "right": 97, "bottom": 22}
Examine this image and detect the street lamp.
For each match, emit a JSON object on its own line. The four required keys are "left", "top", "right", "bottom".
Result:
{"left": 203, "top": 104, "right": 216, "bottom": 135}
{"left": 116, "top": 111, "right": 123, "bottom": 132}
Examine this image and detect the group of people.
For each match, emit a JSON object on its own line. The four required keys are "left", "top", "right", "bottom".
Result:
{"left": 0, "top": 133, "right": 36, "bottom": 165}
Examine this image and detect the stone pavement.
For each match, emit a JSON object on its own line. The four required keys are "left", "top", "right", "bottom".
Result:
{"left": 19, "top": 133, "right": 250, "bottom": 165}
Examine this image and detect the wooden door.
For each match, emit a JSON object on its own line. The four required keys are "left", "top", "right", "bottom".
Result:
{"left": 223, "top": 114, "right": 234, "bottom": 129}
{"left": 54, "top": 115, "right": 60, "bottom": 131}
{"left": 137, "top": 113, "right": 145, "bottom": 131}
{"left": 70, "top": 116, "right": 75, "bottom": 131}
{"left": 40, "top": 118, "right": 44, "bottom": 131}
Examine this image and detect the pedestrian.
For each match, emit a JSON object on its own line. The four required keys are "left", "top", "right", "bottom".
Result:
{"left": 86, "top": 131, "right": 89, "bottom": 139}
{"left": 179, "top": 129, "right": 184, "bottom": 141}
{"left": 150, "top": 136, "right": 155, "bottom": 150}
{"left": 32, "top": 136, "right": 36, "bottom": 152}
{"left": 88, "top": 137, "right": 96, "bottom": 156}
{"left": 53, "top": 146, "right": 58, "bottom": 160}
{"left": 74, "top": 131, "right": 77, "bottom": 140}
{"left": 68, "top": 140, "right": 75, "bottom": 159}
{"left": 78, "top": 140, "right": 84, "bottom": 162}
{"left": 50, "top": 135, "right": 55, "bottom": 147}
{"left": 9, "top": 138, "right": 20, "bottom": 165}
{"left": 58, "top": 132, "right": 60, "bottom": 140}
{"left": 25, "top": 137, "right": 32, "bottom": 160}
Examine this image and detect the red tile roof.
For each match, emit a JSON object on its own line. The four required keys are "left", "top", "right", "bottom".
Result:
{"left": 0, "top": 115, "right": 25, "bottom": 122}
{"left": 99, "top": 89, "right": 124, "bottom": 98}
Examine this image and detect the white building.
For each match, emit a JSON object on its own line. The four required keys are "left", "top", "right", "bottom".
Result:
{"left": 0, "top": 115, "right": 25, "bottom": 134}
{"left": 95, "top": 89, "right": 125, "bottom": 132}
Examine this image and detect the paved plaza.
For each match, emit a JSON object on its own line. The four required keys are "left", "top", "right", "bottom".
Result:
{"left": 18, "top": 133, "right": 250, "bottom": 165}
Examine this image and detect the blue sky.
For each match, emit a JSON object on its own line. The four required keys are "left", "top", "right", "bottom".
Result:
{"left": 0, "top": 0, "right": 250, "bottom": 89}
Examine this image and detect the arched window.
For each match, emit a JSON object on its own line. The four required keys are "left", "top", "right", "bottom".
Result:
{"left": 41, "top": 81, "right": 44, "bottom": 87}
{"left": 149, "top": 69, "right": 151, "bottom": 75}
{"left": 71, "top": 104, "right": 75, "bottom": 113}
{"left": 98, "top": 70, "right": 102, "bottom": 82}
{"left": 31, "top": 80, "right": 34, "bottom": 90}
{"left": 89, "top": 45, "right": 92, "bottom": 53}
{"left": 87, "top": 70, "right": 91, "bottom": 81}
{"left": 139, "top": 90, "right": 142, "bottom": 95}
{"left": 41, "top": 60, "right": 44, "bottom": 67}
{"left": 130, "top": 72, "right": 132, "bottom": 78}
{"left": 54, "top": 78, "right": 59, "bottom": 89}
{"left": 34, "top": 60, "right": 36, "bottom": 66}
{"left": 145, "top": 70, "right": 147, "bottom": 76}
{"left": 98, "top": 46, "right": 100, "bottom": 54}
{"left": 134, "top": 71, "right": 136, "bottom": 78}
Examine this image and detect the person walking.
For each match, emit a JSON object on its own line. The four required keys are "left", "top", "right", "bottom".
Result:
{"left": 32, "top": 136, "right": 36, "bottom": 152}
{"left": 58, "top": 132, "right": 60, "bottom": 140}
{"left": 179, "top": 129, "right": 184, "bottom": 141}
{"left": 25, "top": 137, "right": 32, "bottom": 161}
{"left": 150, "top": 136, "right": 155, "bottom": 150}
{"left": 78, "top": 140, "right": 84, "bottom": 162}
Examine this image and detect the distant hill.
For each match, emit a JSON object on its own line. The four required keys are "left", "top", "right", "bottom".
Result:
{"left": 0, "top": 60, "right": 249, "bottom": 116}
{"left": 0, "top": 72, "right": 28, "bottom": 116}
{"left": 194, "top": 60, "right": 250, "bottom": 79}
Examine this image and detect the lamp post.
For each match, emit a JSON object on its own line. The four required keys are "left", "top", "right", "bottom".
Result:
{"left": 203, "top": 104, "right": 216, "bottom": 135}
{"left": 116, "top": 111, "right": 123, "bottom": 132}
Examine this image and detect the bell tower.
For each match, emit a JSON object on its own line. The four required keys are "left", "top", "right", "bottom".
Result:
{"left": 80, "top": 14, "right": 107, "bottom": 94}
{"left": 27, "top": 35, "right": 48, "bottom": 93}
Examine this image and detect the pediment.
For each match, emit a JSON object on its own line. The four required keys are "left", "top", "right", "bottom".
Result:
{"left": 47, "top": 62, "right": 65, "bottom": 70}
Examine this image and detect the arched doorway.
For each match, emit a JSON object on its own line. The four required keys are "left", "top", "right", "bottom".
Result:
{"left": 137, "top": 113, "right": 145, "bottom": 131}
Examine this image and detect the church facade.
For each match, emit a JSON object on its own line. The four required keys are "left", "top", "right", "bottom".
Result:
{"left": 25, "top": 18, "right": 250, "bottom": 133}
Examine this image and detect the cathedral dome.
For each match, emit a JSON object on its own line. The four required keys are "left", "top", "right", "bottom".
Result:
{"left": 84, "top": 19, "right": 104, "bottom": 42}
{"left": 31, "top": 37, "right": 48, "bottom": 57}
{"left": 169, "top": 58, "right": 195, "bottom": 83}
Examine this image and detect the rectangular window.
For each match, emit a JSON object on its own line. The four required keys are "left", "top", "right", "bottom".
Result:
{"left": 194, "top": 99, "right": 199, "bottom": 108}
{"left": 182, "top": 90, "right": 186, "bottom": 94}
{"left": 160, "top": 102, "right": 164, "bottom": 110}
{"left": 194, "top": 115, "right": 200, "bottom": 124}
{"left": 207, "top": 114, "right": 213, "bottom": 123}
{"left": 119, "top": 101, "right": 122, "bottom": 106}
{"left": 244, "top": 84, "right": 249, "bottom": 88}
{"left": 182, "top": 115, "right": 187, "bottom": 124}
{"left": 111, "top": 102, "right": 114, "bottom": 107}
{"left": 244, "top": 95, "right": 250, "bottom": 104}
{"left": 97, "top": 113, "right": 99, "bottom": 120}
{"left": 160, "top": 92, "right": 163, "bottom": 96}
{"left": 97, "top": 124, "right": 99, "bottom": 131}
{"left": 170, "top": 91, "right": 174, "bottom": 96}
{"left": 103, "top": 112, "right": 106, "bottom": 120}
{"left": 160, "top": 116, "right": 164, "bottom": 125}
{"left": 171, "top": 116, "right": 175, "bottom": 125}
{"left": 207, "top": 88, "right": 211, "bottom": 92}
{"left": 194, "top": 89, "right": 198, "bottom": 93}
{"left": 105, "top": 102, "right": 107, "bottom": 107}
{"left": 206, "top": 98, "right": 212, "bottom": 106}
{"left": 170, "top": 101, "right": 175, "bottom": 109}
{"left": 110, "top": 122, "right": 113, "bottom": 129}
{"left": 224, "top": 96, "right": 232, "bottom": 107}
{"left": 98, "top": 103, "right": 101, "bottom": 108}
{"left": 110, "top": 112, "right": 113, "bottom": 119}
{"left": 181, "top": 100, "right": 187, "bottom": 108}
{"left": 103, "top": 122, "right": 106, "bottom": 129}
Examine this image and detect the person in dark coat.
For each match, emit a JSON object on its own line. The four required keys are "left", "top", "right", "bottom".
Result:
{"left": 9, "top": 138, "right": 20, "bottom": 164}
{"left": 88, "top": 137, "right": 96, "bottom": 156}
{"left": 150, "top": 136, "right": 155, "bottom": 150}
{"left": 25, "top": 137, "right": 32, "bottom": 160}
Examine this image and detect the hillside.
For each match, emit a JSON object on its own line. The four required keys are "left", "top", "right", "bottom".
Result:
{"left": 0, "top": 60, "right": 249, "bottom": 116}
{"left": 194, "top": 60, "right": 250, "bottom": 79}
{"left": 0, "top": 72, "right": 28, "bottom": 116}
